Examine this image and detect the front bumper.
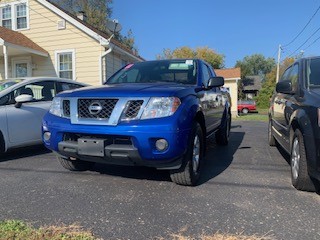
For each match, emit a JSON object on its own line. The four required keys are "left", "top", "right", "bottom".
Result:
{"left": 43, "top": 114, "right": 191, "bottom": 169}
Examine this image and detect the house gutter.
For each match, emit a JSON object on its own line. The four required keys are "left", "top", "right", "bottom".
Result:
{"left": 112, "top": 44, "right": 142, "bottom": 62}
{"left": 99, "top": 40, "right": 142, "bottom": 84}
{"left": 99, "top": 40, "right": 113, "bottom": 85}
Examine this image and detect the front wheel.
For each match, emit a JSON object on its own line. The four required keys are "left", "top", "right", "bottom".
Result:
{"left": 290, "top": 129, "right": 317, "bottom": 192}
{"left": 170, "top": 122, "right": 204, "bottom": 186}
{"left": 57, "top": 156, "right": 95, "bottom": 171}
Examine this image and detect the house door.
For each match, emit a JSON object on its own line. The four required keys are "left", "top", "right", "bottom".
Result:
{"left": 12, "top": 58, "right": 32, "bottom": 78}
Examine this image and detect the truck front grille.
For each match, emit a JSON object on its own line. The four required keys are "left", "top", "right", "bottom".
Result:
{"left": 125, "top": 100, "right": 144, "bottom": 119}
{"left": 78, "top": 99, "right": 118, "bottom": 119}
{"left": 63, "top": 100, "right": 70, "bottom": 117}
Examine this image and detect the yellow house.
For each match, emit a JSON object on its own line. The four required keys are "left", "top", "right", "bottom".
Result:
{"left": 0, "top": 0, "right": 143, "bottom": 85}
{"left": 215, "top": 68, "right": 241, "bottom": 116}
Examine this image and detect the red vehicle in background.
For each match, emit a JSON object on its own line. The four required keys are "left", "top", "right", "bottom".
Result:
{"left": 238, "top": 100, "right": 257, "bottom": 114}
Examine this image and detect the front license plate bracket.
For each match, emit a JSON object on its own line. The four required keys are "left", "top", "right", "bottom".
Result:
{"left": 78, "top": 138, "right": 106, "bottom": 157}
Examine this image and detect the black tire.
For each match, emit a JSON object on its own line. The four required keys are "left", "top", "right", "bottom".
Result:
{"left": 290, "top": 129, "right": 317, "bottom": 192}
{"left": 0, "top": 135, "right": 5, "bottom": 155}
{"left": 170, "top": 122, "right": 204, "bottom": 186}
{"left": 268, "top": 120, "right": 276, "bottom": 146}
{"left": 216, "top": 112, "right": 231, "bottom": 146}
{"left": 57, "top": 156, "right": 95, "bottom": 171}
{"left": 242, "top": 108, "right": 249, "bottom": 114}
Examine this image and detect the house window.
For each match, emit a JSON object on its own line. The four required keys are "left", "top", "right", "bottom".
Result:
{"left": 56, "top": 50, "right": 76, "bottom": 80}
{"left": 2, "top": 6, "right": 12, "bottom": 29}
{"left": 16, "top": 4, "right": 27, "bottom": 29}
{"left": 0, "top": 1, "right": 28, "bottom": 30}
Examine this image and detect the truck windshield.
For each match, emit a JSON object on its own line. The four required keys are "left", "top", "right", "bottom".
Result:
{"left": 106, "top": 60, "right": 197, "bottom": 85}
{"left": 307, "top": 58, "right": 320, "bottom": 88}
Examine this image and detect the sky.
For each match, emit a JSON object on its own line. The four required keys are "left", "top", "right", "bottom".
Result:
{"left": 112, "top": 0, "right": 320, "bottom": 68}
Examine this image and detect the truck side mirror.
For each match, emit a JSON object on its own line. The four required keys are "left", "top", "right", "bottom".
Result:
{"left": 276, "top": 80, "right": 294, "bottom": 94}
{"left": 208, "top": 77, "right": 224, "bottom": 88}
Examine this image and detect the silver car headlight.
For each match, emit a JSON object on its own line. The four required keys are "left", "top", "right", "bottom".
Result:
{"left": 141, "top": 97, "right": 181, "bottom": 119}
{"left": 49, "top": 97, "right": 63, "bottom": 117}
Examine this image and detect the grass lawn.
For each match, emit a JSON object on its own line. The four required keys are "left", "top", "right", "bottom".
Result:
{"left": 0, "top": 220, "right": 96, "bottom": 240}
{"left": 233, "top": 108, "right": 269, "bottom": 122}
{"left": 0, "top": 220, "right": 274, "bottom": 240}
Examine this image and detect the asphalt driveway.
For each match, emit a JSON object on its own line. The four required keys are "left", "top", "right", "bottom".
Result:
{"left": 0, "top": 121, "right": 319, "bottom": 239}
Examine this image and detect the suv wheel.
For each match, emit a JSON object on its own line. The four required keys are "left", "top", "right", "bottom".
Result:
{"left": 58, "top": 156, "right": 95, "bottom": 171}
{"left": 170, "top": 122, "right": 204, "bottom": 186}
{"left": 268, "top": 120, "right": 276, "bottom": 146}
{"left": 216, "top": 112, "right": 231, "bottom": 145}
{"left": 291, "top": 129, "right": 317, "bottom": 191}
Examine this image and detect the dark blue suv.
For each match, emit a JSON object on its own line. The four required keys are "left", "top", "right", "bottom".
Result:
{"left": 42, "top": 59, "right": 231, "bottom": 186}
{"left": 269, "top": 56, "right": 320, "bottom": 192}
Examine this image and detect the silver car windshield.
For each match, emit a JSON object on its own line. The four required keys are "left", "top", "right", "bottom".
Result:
{"left": 106, "top": 60, "right": 197, "bottom": 85}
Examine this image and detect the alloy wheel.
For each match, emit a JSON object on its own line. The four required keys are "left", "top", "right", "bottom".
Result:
{"left": 192, "top": 135, "right": 200, "bottom": 173}
{"left": 291, "top": 137, "right": 300, "bottom": 180}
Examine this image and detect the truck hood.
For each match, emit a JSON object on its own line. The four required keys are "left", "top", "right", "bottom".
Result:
{"left": 58, "top": 83, "right": 197, "bottom": 98}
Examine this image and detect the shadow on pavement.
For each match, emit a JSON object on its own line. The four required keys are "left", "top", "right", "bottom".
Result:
{"left": 199, "top": 131, "right": 245, "bottom": 185}
{"left": 0, "top": 145, "right": 50, "bottom": 163}
{"left": 94, "top": 164, "right": 171, "bottom": 182}
{"left": 92, "top": 130, "right": 245, "bottom": 185}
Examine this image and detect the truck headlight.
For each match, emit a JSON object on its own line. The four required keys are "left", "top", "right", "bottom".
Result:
{"left": 49, "top": 97, "right": 63, "bottom": 117}
{"left": 141, "top": 97, "right": 181, "bottom": 119}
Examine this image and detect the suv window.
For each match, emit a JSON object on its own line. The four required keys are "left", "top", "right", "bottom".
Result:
{"left": 289, "top": 64, "right": 299, "bottom": 91}
{"left": 307, "top": 58, "right": 320, "bottom": 87}
{"left": 280, "top": 66, "right": 292, "bottom": 82}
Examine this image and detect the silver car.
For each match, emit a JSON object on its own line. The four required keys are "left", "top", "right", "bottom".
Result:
{"left": 0, "top": 77, "right": 87, "bottom": 153}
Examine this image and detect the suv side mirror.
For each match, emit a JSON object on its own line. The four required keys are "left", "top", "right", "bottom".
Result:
{"left": 208, "top": 77, "right": 224, "bottom": 88}
{"left": 276, "top": 80, "right": 293, "bottom": 94}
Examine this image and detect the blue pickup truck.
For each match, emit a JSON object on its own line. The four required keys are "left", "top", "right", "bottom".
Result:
{"left": 42, "top": 59, "right": 231, "bottom": 186}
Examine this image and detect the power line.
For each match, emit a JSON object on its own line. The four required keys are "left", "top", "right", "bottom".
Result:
{"left": 271, "top": 48, "right": 278, "bottom": 59}
{"left": 282, "top": 4, "right": 320, "bottom": 48}
{"left": 304, "top": 35, "right": 320, "bottom": 50}
{"left": 288, "top": 26, "right": 320, "bottom": 57}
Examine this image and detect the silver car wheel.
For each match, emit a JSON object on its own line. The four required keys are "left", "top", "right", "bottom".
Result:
{"left": 192, "top": 135, "right": 200, "bottom": 173}
{"left": 291, "top": 137, "right": 300, "bottom": 180}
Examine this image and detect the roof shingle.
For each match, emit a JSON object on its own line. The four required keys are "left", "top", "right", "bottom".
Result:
{"left": 0, "top": 26, "right": 48, "bottom": 54}
{"left": 215, "top": 68, "right": 241, "bottom": 79}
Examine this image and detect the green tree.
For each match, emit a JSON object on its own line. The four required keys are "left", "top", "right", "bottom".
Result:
{"left": 117, "top": 29, "right": 138, "bottom": 53}
{"left": 157, "top": 46, "right": 224, "bottom": 69}
{"left": 237, "top": 80, "right": 245, "bottom": 100}
{"left": 255, "top": 57, "right": 294, "bottom": 108}
{"left": 52, "top": 0, "right": 112, "bottom": 32}
{"left": 235, "top": 54, "right": 276, "bottom": 79}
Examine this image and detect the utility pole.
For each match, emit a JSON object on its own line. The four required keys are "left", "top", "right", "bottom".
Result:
{"left": 276, "top": 44, "right": 282, "bottom": 82}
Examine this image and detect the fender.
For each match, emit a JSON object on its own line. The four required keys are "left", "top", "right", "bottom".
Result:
{"left": 177, "top": 94, "right": 204, "bottom": 131}
{"left": 219, "top": 101, "right": 231, "bottom": 129}
{"left": 289, "top": 109, "right": 317, "bottom": 174}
